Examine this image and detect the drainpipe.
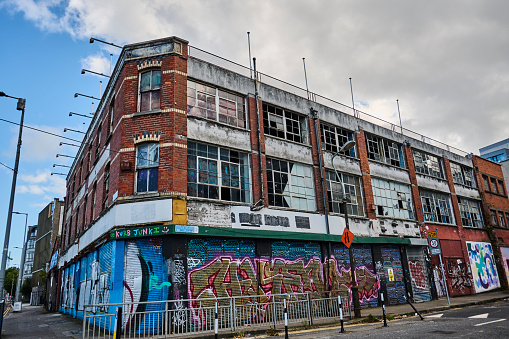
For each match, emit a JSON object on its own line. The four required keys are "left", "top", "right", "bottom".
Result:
{"left": 252, "top": 58, "right": 264, "bottom": 210}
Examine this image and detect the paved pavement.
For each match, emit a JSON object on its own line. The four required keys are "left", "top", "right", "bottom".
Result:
{"left": 1, "top": 304, "right": 83, "bottom": 338}
{"left": 1, "top": 290, "right": 508, "bottom": 338}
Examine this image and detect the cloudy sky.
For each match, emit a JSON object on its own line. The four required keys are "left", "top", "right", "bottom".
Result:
{"left": 0, "top": 0, "right": 508, "bottom": 265}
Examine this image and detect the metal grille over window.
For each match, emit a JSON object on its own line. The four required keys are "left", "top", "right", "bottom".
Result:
{"left": 413, "top": 150, "right": 444, "bottom": 178}
{"left": 420, "top": 190, "right": 454, "bottom": 224}
{"left": 139, "top": 70, "right": 161, "bottom": 112}
{"left": 187, "top": 80, "right": 246, "bottom": 128}
{"left": 325, "top": 170, "right": 364, "bottom": 216}
{"left": 371, "top": 178, "right": 414, "bottom": 219}
{"left": 457, "top": 197, "right": 483, "bottom": 228}
{"left": 321, "top": 124, "right": 356, "bottom": 157}
{"left": 262, "top": 103, "right": 308, "bottom": 144}
{"left": 136, "top": 143, "right": 159, "bottom": 193}
{"left": 365, "top": 133, "right": 404, "bottom": 168}
{"left": 187, "top": 141, "right": 250, "bottom": 202}
{"left": 266, "top": 158, "right": 316, "bottom": 210}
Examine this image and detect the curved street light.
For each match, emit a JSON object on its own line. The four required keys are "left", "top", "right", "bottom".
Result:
{"left": 331, "top": 140, "right": 362, "bottom": 318}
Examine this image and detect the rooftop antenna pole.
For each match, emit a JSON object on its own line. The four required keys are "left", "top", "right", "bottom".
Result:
{"left": 99, "top": 80, "right": 102, "bottom": 98}
{"left": 247, "top": 32, "right": 253, "bottom": 79}
{"left": 110, "top": 53, "right": 113, "bottom": 76}
{"left": 303, "top": 58, "right": 310, "bottom": 100}
{"left": 396, "top": 99, "right": 403, "bottom": 134}
{"left": 91, "top": 102, "right": 94, "bottom": 116}
{"left": 349, "top": 77, "right": 356, "bottom": 118}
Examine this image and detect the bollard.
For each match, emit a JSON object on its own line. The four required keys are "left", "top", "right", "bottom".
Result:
{"left": 338, "top": 295, "right": 344, "bottom": 333}
{"left": 405, "top": 295, "right": 424, "bottom": 320}
{"left": 113, "top": 306, "right": 122, "bottom": 339}
{"left": 284, "top": 298, "right": 289, "bottom": 339}
{"left": 215, "top": 301, "right": 218, "bottom": 339}
{"left": 381, "top": 292, "right": 387, "bottom": 327}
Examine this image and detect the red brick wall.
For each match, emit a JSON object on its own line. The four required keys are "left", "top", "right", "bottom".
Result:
{"left": 355, "top": 130, "right": 376, "bottom": 219}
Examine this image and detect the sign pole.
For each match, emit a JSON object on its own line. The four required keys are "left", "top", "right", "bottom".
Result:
{"left": 428, "top": 229, "right": 450, "bottom": 305}
{"left": 438, "top": 252, "right": 450, "bottom": 305}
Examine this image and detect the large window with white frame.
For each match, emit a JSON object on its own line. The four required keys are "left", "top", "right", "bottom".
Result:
{"left": 136, "top": 143, "right": 159, "bottom": 193}
{"left": 262, "top": 103, "right": 308, "bottom": 143}
{"left": 139, "top": 70, "right": 161, "bottom": 112}
{"left": 457, "top": 197, "right": 483, "bottom": 228}
{"left": 320, "top": 124, "right": 356, "bottom": 157}
{"left": 371, "top": 178, "right": 414, "bottom": 219}
{"left": 420, "top": 190, "right": 454, "bottom": 224}
{"left": 325, "top": 171, "right": 364, "bottom": 216}
{"left": 450, "top": 162, "right": 476, "bottom": 187}
{"left": 365, "top": 133, "right": 404, "bottom": 168}
{"left": 187, "top": 80, "right": 246, "bottom": 128}
{"left": 413, "top": 150, "right": 444, "bottom": 178}
{"left": 266, "top": 158, "right": 315, "bottom": 210}
{"left": 187, "top": 142, "right": 250, "bottom": 202}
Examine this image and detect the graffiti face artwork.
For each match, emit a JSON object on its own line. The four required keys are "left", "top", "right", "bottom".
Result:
{"left": 408, "top": 261, "right": 427, "bottom": 290}
{"left": 467, "top": 241, "right": 500, "bottom": 292}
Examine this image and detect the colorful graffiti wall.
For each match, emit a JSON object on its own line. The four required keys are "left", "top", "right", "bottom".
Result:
{"left": 406, "top": 247, "right": 432, "bottom": 302}
{"left": 501, "top": 247, "right": 509, "bottom": 286}
{"left": 466, "top": 241, "right": 500, "bottom": 293}
{"left": 446, "top": 258, "right": 472, "bottom": 295}
{"left": 60, "top": 242, "right": 114, "bottom": 323}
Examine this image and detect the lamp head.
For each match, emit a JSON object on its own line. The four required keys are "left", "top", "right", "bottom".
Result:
{"left": 340, "top": 140, "right": 356, "bottom": 152}
{"left": 90, "top": 38, "right": 95, "bottom": 43}
{"left": 74, "top": 93, "right": 78, "bottom": 98}
{"left": 69, "top": 112, "right": 72, "bottom": 116}
{"left": 64, "top": 128, "right": 68, "bottom": 132}
{"left": 0, "top": 92, "right": 5, "bottom": 97}
{"left": 81, "top": 69, "right": 85, "bottom": 74}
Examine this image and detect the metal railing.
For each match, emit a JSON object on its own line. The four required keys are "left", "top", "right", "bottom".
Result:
{"left": 82, "top": 291, "right": 350, "bottom": 338}
{"left": 188, "top": 45, "right": 470, "bottom": 158}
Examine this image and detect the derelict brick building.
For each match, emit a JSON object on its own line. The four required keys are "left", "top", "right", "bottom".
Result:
{"left": 57, "top": 36, "right": 509, "bottom": 321}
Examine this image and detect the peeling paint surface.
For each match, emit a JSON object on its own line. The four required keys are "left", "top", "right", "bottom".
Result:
{"left": 265, "top": 136, "right": 313, "bottom": 165}
{"left": 187, "top": 201, "right": 232, "bottom": 227}
{"left": 416, "top": 174, "right": 451, "bottom": 193}
{"left": 187, "top": 117, "right": 251, "bottom": 151}
{"left": 369, "top": 162, "right": 411, "bottom": 184}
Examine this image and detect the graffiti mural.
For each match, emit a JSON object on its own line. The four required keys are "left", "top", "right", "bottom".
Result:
{"left": 123, "top": 238, "right": 171, "bottom": 333}
{"left": 500, "top": 247, "right": 509, "bottom": 285}
{"left": 433, "top": 265, "right": 447, "bottom": 298}
{"left": 446, "top": 259, "right": 472, "bottom": 295}
{"left": 467, "top": 241, "right": 500, "bottom": 292}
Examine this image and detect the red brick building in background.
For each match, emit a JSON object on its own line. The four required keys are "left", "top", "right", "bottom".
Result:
{"left": 54, "top": 36, "right": 508, "bottom": 322}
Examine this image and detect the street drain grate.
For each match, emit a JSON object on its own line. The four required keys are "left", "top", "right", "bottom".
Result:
{"left": 430, "top": 330, "right": 456, "bottom": 334}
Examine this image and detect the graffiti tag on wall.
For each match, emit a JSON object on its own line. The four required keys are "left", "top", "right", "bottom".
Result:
{"left": 466, "top": 241, "right": 500, "bottom": 292}
{"left": 446, "top": 259, "right": 472, "bottom": 295}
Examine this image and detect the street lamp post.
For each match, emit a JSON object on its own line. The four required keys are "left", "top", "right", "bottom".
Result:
{"left": 0, "top": 91, "right": 25, "bottom": 301}
{"left": 331, "top": 140, "right": 362, "bottom": 318}
{"left": 12, "top": 212, "right": 28, "bottom": 304}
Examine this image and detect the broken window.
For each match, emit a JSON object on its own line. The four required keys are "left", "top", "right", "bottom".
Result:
{"left": 490, "top": 177, "right": 499, "bottom": 194}
{"left": 187, "top": 142, "right": 250, "bottom": 202}
{"left": 266, "top": 158, "right": 315, "bottom": 210}
{"left": 371, "top": 178, "right": 414, "bottom": 219}
{"left": 413, "top": 150, "right": 444, "bottom": 178}
{"left": 491, "top": 210, "right": 498, "bottom": 226}
{"left": 325, "top": 171, "right": 364, "bottom": 216}
{"left": 187, "top": 80, "right": 246, "bottom": 128}
{"left": 262, "top": 103, "right": 308, "bottom": 143}
{"left": 320, "top": 124, "right": 356, "bottom": 157}
{"left": 139, "top": 69, "right": 161, "bottom": 112}
{"left": 499, "top": 212, "right": 507, "bottom": 227}
{"left": 450, "top": 162, "right": 476, "bottom": 187}
{"left": 457, "top": 197, "right": 483, "bottom": 228}
{"left": 365, "top": 133, "right": 404, "bottom": 168}
{"left": 483, "top": 175, "right": 490, "bottom": 191}
{"left": 420, "top": 190, "right": 454, "bottom": 224}
{"left": 498, "top": 179, "right": 506, "bottom": 195}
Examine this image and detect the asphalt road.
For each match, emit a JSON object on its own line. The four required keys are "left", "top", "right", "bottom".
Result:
{"left": 272, "top": 299, "right": 509, "bottom": 339}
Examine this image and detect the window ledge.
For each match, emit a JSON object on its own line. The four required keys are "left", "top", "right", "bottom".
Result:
{"left": 188, "top": 115, "right": 250, "bottom": 133}
{"left": 133, "top": 191, "right": 160, "bottom": 198}
{"left": 187, "top": 196, "right": 250, "bottom": 206}
{"left": 453, "top": 183, "right": 477, "bottom": 190}
{"left": 423, "top": 221, "right": 458, "bottom": 227}
{"left": 264, "top": 135, "right": 312, "bottom": 149}
{"left": 368, "top": 159, "right": 408, "bottom": 171}
{"left": 134, "top": 109, "right": 162, "bottom": 117}
{"left": 267, "top": 205, "right": 320, "bottom": 214}
{"left": 376, "top": 216, "right": 417, "bottom": 223}
{"left": 329, "top": 212, "right": 368, "bottom": 220}
{"left": 323, "top": 150, "right": 359, "bottom": 162}
{"left": 462, "top": 225, "right": 486, "bottom": 230}
{"left": 415, "top": 173, "right": 447, "bottom": 182}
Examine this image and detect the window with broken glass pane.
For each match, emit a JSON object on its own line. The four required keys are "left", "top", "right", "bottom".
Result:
{"left": 187, "top": 80, "right": 246, "bottom": 128}
{"left": 187, "top": 141, "right": 250, "bottom": 202}
{"left": 365, "top": 133, "right": 404, "bottom": 168}
{"left": 139, "top": 70, "right": 161, "bottom": 111}
{"left": 371, "top": 178, "right": 414, "bottom": 219}
{"left": 266, "top": 158, "right": 315, "bottom": 210}
{"left": 457, "top": 197, "right": 483, "bottom": 228}
{"left": 450, "top": 162, "right": 476, "bottom": 187}
{"left": 136, "top": 143, "right": 159, "bottom": 193}
{"left": 320, "top": 123, "right": 356, "bottom": 157}
{"left": 263, "top": 103, "right": 308, "bottom": 143}
{"left": 420, "top": 190, "right": 454, "bottom": 224}
{"left": 325, "top": 170, "right": 364, "bottom": 216}
{"left": 413, "top": 150, "right": 444, "bottom": 178}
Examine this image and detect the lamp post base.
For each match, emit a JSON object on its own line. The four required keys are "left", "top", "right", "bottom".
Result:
{"left": 351, "top": 285, "right": 362, "bottom": 318}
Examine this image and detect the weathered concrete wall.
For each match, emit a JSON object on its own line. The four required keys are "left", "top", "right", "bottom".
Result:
{"left": 265, "top": 136, "right": 313, "bottom": 165}
{"left": 416, "top": 174, "right": 451, "bottom": 193}
{"left": 369, "top": 162, "right": 411, "bottom": 184}
{"left": 187, "top": 117, "right": 251, "bottom": 152}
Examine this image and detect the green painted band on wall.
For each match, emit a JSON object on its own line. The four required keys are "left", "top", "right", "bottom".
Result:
{"left": 110, "top": 223, "right": 411, "bottom": 245}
